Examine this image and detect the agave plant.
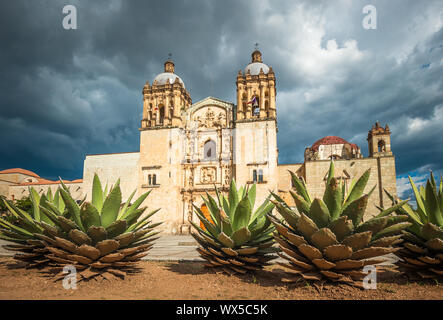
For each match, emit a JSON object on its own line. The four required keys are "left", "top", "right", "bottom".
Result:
{"left": 0, "top": 188, "right": 66, "bottom": 268}
{"left": 33, "top": 174, "right": 162, "bottom": 280}
{"left": 384, "top": 173, "right": 443, "bottom": 280}
{"left": 269, "top": 162, "right": 412, "bottom": 287}
{"left": 190, "top": 180, "right": 277, "bottom": 274}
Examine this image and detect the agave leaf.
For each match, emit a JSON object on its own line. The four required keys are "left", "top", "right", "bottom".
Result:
{"left": 329, "top": 216, "right": 354, "bottom": 241}
{"left": 231, "top": 194, "right": 252, "bottom": 231}
{"left": 308, "top": 198, "right": 330, "bottom": 228}
{"left": 289, "top": 170, "right": 311, "bottom": 204}
{"left": 80, "top": 202, "right": 101, "bottom": 230}
{"left": 0, "top": 218, "right": 34, "bottom": 237}
{"left": 128, "top": 208, "right": 161, "bottom": 232}
{"left": 193, "top": 204, "right": 219, "bottom": 235}
{"left": 296, "top": 213, "right": 319, "bottom": 239}
{"left": 201, "top": 193, "right": 221, "bottom": 228}
{"left": 2, "top": 198, "right": 34, "bottom": 224}
{"left": 100, "top": 179, "right": 122, "bottom": 228}
{"left": 228, "top": 179, "right": 239, "bottom": 217}
{"left": 375, "top": 199, "right": 410, "bottom": 218}
{"left": 420, "top": 222, "right": 443, "bottom": 241}
{"left": 117, "top": 189, "right": 136, "bottom": 220}
{"left": 221, "top": 196, "right": 230, "bottom": 219}
{"left": 271, "top": 200, "right": 298, "bottom": 229}
{"left": 231, "top": 227, "right": 251, "bottom": 246}
{"left": 325, "top": 161, "right": 335, "bottom": 187}
{"left": 250, "top": 195, "right": 273, "bottom": 226}
{"left": 248, "top": 184, "right": 256, "bottom": 208}
{"left": 373, "top": 222, "right": 412, "bottom": 240}
{"left": 125, "top": 207, "right": 146, "bottom": 226}
{"left": 323, "top": 177, "right": 342, "bottom": 220}
{"left": 344, "top": 168, "right": 370, "bottom": 208}
{"left": 46, "top": 187, "right": 53, "bottom": 202}
{"left": 92, "top": 173, "right": 104, "bottom": 212}
{"left": 29, "top": 187, "right": 41, "bottom": 222}
{"left": 385, "top": 215, "right": 410, "bottom": 227}
{"left": 53, "top": 188, "right": 63, "bottom": 212}
{"left": 408, "top": 176, "right": 428, "bottom": 222}
{"left": 87, "top": 226, "right": 108, "bottom": 243}
{"left": 217, "top": 232, "right": 235, "bottom": 248}
{"left": 250, "top": 215, "right": 271, "bottom": 239}
{"left": 356, "top": 216, "right": 388, "bottom": 234}
{"left": 59, "top": 188, "right": 84, "bottom": 232}
{"left": 120, "top": 190, "right": 150, "bottom": 220}
{"left": 106, "top": 220, "right": 127, "bottom": 238}
{"left": 342, "top": 194, "right": 368, "bottom": 227}
{"left": 39, "top": 205, "right": 64, "bottom": 228}
{"left": 220, "top": 217, "right": 233, "bottom": 236}
{"left": 425, "top": 179, "right": 443, "bottom": 226}
{"left": 38, "top": 194, "right": 54, "bottom": 225}
{"left": 290, "top": 191, "right": 310, "bottom": 215}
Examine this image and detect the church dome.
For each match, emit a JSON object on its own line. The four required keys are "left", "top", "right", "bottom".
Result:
{"left": 152, "top": 58, "right": 185, "bottom": 88}
{"left": 153, "top": 72, "right": 185, "bottom": 88}
{"left": 244, "top": 62, "right": 270, "bottom": 75}
{"left": 311, "top": 136, "right": 359, "bottom": 151}
{"left": 244, "top": 49, "right": 270, "bottom": 75}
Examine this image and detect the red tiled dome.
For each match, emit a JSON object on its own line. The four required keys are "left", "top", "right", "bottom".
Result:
{"left": 311, "top": 136, "right": 358, "bottom": 151}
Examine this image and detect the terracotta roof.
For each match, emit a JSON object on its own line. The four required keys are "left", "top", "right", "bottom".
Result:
{"left": 18, "top": 178, "right": 82, "bottom": 186}
{"left": 0, "top": 168, "right": 40, "bottom": 178}
{"left": 311, "top": 136, "right": 359, "bottom": 151}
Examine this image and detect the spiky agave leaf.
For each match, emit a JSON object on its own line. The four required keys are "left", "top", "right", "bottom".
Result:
{"left": 0, "top": 188, "right": 57, "bottom": 268}
{"left": 190, "top": 181, "right": 277, "bottom": 274}
{"left": 384, "top": 173, "right": 443, "bottom": 280}
{"left": 37, "top": 175, "right": 162, "bottom": 281}
{"left": 269, "top": 161, "right": 411, "bottom": 287}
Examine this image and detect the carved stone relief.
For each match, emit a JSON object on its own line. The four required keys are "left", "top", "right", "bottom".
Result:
{"left": 201, "top": 167, "right": 216, "bottom": 184}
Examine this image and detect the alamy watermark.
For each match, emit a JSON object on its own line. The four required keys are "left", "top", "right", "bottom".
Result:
{"left": 363, "top": 265, "right": 377, "bottom": 289}
{"left": 62, "top": 265, "right": 77, "bottom": 290}
{"left": 62, "top": 5, "right": 77, "bottom": 30}
{"left": 362, "top": 5, "right": 377, "bottom": 30}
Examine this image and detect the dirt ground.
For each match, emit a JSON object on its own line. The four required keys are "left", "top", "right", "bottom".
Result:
{"left": 0, "top": 257, "right": 441, "bottom": 300}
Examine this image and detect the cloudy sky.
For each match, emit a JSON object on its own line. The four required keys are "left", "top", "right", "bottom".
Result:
{"left": 0, "top": 0, "right": 442, "bottom": 198}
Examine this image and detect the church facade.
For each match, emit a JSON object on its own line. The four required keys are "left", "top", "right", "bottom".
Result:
{"left": 1, "top": 50, "right": 397, "bottom": 234}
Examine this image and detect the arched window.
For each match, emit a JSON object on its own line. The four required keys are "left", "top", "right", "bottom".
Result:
{"left": 265, "top": 100, "right": 269, "bottom": 117}
{"left": 159, "top": 105, "right": 165, "bottom": 125}
{"left": 203, "top": 140, "right": 216, "bottom": 161}
{"left": 253, "top": 170, "right": 257, "bottom": 182}
{"left": 252, "top": 96, "right": 260, "bottom": 116}
{"left": 258, "top": 169, "right": 263, "bottom": 183}
{"left": 378, "top": 140, "right": 386, "bottom": 152}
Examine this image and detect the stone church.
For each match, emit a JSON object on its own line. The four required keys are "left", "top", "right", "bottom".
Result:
{"left": 1, "top": 49, "right": 397, "bottom": 234}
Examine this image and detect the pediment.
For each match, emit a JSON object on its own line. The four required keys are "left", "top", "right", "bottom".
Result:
{"left": 185, "top": 97, "right": 234, "bottom": 129}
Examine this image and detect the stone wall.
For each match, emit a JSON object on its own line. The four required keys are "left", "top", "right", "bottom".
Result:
{"left": 83, "top": 152, "right": 140, "bottom": 201}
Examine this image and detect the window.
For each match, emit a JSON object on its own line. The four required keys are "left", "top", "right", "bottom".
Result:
{"left": 159, "top": 105, "right": 165, "bottom": 125}
{"left": 148, "top": 175, "right": 152, "bottom": 185}
{"left": 258, "top": 169, "right": 263, "bottom": 183}
{"left": 252, "top": 96, "right": 260, "bottom": 116}
{"left": 253, "top": 170, "right": 257, "bottom": 182}
{"left": 203, "top": 140, "right": 216, "bottom": 161}
{"left": 378, "top": 140, "right": 386, "bottom": 152}
{"left": 152, "top": 174, "right": 157, "bottom": 185}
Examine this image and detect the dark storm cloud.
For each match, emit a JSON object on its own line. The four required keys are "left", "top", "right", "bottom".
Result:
{"left": 0, "top": 0, "right": 442, "bottom": 193}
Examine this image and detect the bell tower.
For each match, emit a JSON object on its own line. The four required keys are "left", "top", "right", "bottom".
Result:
{"left": 141, "top": 57, "right": 191, "bottom": 129}
{"left": 236, "top": 48, "right": 276, "bottom": 121}
{"left": 367, "top": 122, "right": 393, "bottom": 157}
